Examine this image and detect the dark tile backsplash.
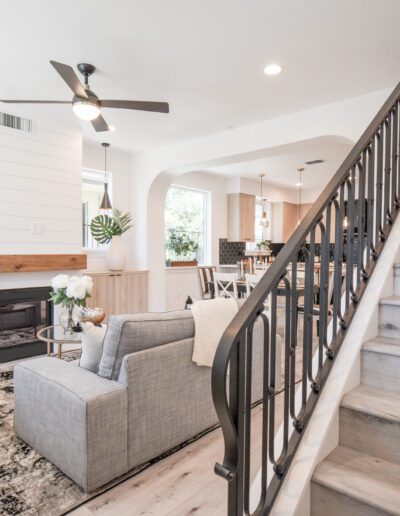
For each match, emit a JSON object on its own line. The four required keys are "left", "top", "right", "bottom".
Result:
{"left": 219, "top": 239, "right": 246, "bottom": 264}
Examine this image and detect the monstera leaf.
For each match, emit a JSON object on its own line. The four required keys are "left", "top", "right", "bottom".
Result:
{"left": 90, "top": 214, "right": 119, "bottom": 244}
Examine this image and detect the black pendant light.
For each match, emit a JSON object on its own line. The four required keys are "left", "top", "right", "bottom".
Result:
{"left": 100, "top": 142, "right": 112, "bottom": 210}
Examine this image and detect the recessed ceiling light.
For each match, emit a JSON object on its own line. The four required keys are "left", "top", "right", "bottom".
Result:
{"left": 263, "top": 64, "right": 282, "bottom": 76}
{"left": 296, "top": 182, "right": 302, "bottom": 187}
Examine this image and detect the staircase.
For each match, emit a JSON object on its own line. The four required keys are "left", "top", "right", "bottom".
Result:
{"left": 311, "top": 263, "right": 400, "bottom": 515}
{"left": 212, "top": 81, "right": 400, "bottom": 516}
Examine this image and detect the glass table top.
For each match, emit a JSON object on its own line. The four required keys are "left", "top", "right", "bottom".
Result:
{"left": 37, "top": 325, "right": 83, "bottom": 344}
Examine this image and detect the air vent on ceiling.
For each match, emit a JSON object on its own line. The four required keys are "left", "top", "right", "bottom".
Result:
{"left": 304, "top": 159, "right": 325, "bottom": 165}
{"left": 0, "top": 112, "right": 33, "bottom": 133}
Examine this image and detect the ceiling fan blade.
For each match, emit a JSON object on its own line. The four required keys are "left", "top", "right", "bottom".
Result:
{"left": 100, "top": 100, "right": 169, "bottom": 113}
{"left": 50, "top": 60, "right": 88, "bottom": 98}
{"left": 91, "top": 114, "right": 111, "bottom": 132}
{"left": 0, "top": 100, "right": 71, "bottom": 104}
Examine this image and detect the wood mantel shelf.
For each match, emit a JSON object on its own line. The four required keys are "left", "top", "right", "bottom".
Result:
{"left": 0, "top": 254, "right": 87, "bottom": 273}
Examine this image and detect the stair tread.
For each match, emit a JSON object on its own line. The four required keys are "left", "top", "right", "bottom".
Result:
{"left": 380, "top": 295, "right": 400, "bottom": 306}
{"left": 313, "top": 446, "right": 400, "bottom": 513}
{"left": 341, "top": 384, "right": 400, "bottom": 423}
{"left": 363, "top": 336, "right": 400, "bottom": 357}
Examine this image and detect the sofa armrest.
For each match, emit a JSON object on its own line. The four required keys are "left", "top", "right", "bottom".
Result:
{"left": 118, "top": 337, "right": 218, "bottom": 469}
{"left": 14, "top": 357, "right": 128, "bottom": 491}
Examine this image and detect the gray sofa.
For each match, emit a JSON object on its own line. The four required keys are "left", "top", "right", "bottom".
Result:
{"left": 14, "top": 309, "right": 272, "bottom": 492}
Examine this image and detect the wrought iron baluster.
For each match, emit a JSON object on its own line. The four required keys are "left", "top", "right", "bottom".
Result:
{"left": 268, "top": 287, "right": 278, "bottom": 469}
{"left": 376, "top": 126, "right": 384, "bottom": 242}
{"left": 317, "top": 217, "right": 328, "bottom": 373}
{"left": 357, "top": 153, "right": 366, "bottom": 284}
{"left": 391, "top": 107, "right": 398, "bottom": 214}
{"left": 384, "top": 116, "right": 392, "bottom": 224}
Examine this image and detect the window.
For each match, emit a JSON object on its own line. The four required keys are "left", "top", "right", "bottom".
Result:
{"left": 82, "top": 169, "right": 112, "bottom": 249}
{"left": 165, "top": 185, "right": 209, "bottom": 265}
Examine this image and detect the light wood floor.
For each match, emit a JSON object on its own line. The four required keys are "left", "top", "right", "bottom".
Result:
{"left": 70, "top": 398, "right": 284, "bottom": 516}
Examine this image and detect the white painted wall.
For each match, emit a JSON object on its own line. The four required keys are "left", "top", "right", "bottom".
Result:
{"left": 82, "top": 142, "right": 133, "bottom": 272}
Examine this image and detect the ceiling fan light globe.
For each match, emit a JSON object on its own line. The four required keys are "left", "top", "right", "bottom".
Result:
{"left": 72, "top": 100, "right": 101, "bottom": 121}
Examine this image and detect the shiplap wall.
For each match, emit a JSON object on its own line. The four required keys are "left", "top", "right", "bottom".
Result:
{"left": 0, "top": 109, "right": 82, "bottom": 289}
{"left": 0, "top": 113, "right": 82, "bottom": 255}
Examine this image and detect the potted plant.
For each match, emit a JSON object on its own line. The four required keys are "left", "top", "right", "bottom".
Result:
{"left": 90, "top": 208, "right": 133, "bottom": 271}
{"left": 50, "top": 274, "right": 93, "bottom": 334}
{"left": 166, "top": 231, "right": 199, "bottom": 266}
{"left": 257, "top": 239, "right": 271, "bottom": 252}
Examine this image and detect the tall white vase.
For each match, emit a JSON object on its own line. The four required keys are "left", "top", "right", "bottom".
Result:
{"left": 107, "top": 235, "right": 127, "bottom": 271}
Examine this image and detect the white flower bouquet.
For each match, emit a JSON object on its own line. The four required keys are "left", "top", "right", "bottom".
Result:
{"left": 50, "top": 274, "right": 93, "bottom": 333}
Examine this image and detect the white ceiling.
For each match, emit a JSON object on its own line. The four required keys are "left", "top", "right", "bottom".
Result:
{"left": 204, "top": 136, "right": 354, "bottom": 189}
{"left": 1, "top": 0, "right": 400, "bottom": 153}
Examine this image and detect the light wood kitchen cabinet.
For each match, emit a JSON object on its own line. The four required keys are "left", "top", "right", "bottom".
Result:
{"left": 86, "top": 270, "right": 148, "bottom": 319}
{"left": 227, "top": 193, "right": 256, "bottom": 242}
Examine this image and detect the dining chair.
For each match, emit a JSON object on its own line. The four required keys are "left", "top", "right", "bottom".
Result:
{"left": 213, "top": 272, "right": 239, "bottom": 299}
{"left": 197, "top": 265, "right": 216, "bottom": 299}
{"left": 245, "top": 273, "right": 271, "bottom": 311}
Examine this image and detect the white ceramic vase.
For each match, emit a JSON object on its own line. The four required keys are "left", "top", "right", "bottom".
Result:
{"left": 107, "top": 235, "right": 127, "bottom": 271}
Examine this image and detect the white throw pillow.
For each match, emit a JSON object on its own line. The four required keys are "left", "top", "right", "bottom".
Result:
{"left": 79, "top": 322, "right": 107, "bottom": 373}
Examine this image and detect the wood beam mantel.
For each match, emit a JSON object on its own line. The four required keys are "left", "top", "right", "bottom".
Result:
{"left": 0, "top": 254, "right": 87, "bottom": 273}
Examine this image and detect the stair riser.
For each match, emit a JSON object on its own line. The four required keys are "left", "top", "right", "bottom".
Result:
{"left": 379, "top": 303, "right": 400, "bottom": 339}
{"left": 361, "top": 350, "right": 400, "bottom": 393}
{"left": 340, "top": 407, "right": 400, "bottom": 465}
{"left": 311, "top": 482, "right": 389, "bottom": 516}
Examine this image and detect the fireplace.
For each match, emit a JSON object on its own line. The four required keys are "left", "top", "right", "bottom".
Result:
{"left": 0, "top": 287, "right": 53, "bottom": 363}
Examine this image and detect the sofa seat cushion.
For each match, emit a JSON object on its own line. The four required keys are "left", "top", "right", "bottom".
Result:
{"left": 14, "top": 357, "right": 128, "bottom": 492}
{"left": 98, "top": 310, "right": 194, "bottom": 380}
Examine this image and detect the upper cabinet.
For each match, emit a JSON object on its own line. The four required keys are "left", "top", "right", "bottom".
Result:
{"left": 227, "top": 193, "right": 256, "bottom": 242}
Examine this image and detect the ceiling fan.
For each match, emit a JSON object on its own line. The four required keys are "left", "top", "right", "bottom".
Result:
{"left": 0, "top": 61, "right": 169, "bottom": 132}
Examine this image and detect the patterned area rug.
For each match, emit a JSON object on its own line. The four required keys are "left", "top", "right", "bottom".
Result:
{"left": 0, "top": 353, "right": 217, "bottom": 515}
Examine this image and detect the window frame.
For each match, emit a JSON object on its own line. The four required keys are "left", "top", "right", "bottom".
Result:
{"left": 82, "top": 168, "right": 113, "bottom": 251}
{"left": 165, "top": 184, "right": 211, "bottom": 266}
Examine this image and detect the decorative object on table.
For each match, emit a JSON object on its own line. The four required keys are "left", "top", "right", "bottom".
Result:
{"left": 99, "top": 142, "right": 112, "bottom": 210}
{"left": 50, "top": 274, "right": 93, "bottom": 335}
{"left": 166, "top": 230, "right": 199, "bottom": 266}
{"left": 185, "top": 296, "right": 193, "bottom": 310}
{"left": 90, "top": 207, "right": 133, "bottom": 271}
{"left": 258, "top": 173, "right": 269, "bottom": 229}
{"left": 80, "top": 306, "right": 106, "bottom": 325}
{"left": 79, "top": 322, "right": 107, "bottom": 372}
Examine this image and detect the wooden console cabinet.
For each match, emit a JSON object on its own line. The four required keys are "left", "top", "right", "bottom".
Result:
{"left": 86, "top": 270, "right": 148, "bottom": 319}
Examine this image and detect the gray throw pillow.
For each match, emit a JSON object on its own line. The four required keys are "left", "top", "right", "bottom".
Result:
{"left": 79, "top": 323, "right": 107, "bottom": 373}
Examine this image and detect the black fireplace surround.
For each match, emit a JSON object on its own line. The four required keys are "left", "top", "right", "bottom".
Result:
{"left": 0, "top": 287, "right": 53, "bottom": 363}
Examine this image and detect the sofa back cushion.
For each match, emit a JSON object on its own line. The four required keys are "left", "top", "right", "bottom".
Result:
{"left": 97, "top": 310, "right": 195, "bottom": 380}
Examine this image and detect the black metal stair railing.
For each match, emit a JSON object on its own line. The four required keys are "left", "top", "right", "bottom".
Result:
{"left": 211, "top": 82, "right": 400, "bottom": 516}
